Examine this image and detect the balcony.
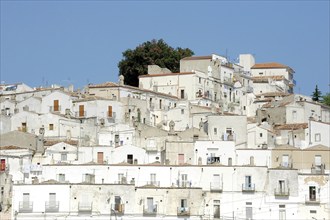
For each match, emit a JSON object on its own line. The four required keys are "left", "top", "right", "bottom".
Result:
{"left": 112, "top": 204, "right": 125, "bottom": 214}
{"left": 311, "top": 164, "right": 325, "bottom": 174}
{"left": 274, "top": 188, "right": 290, "bottom": 197}
{"left": 223, "top": 77, "right": 234, "bottom": 86}
{"left": 107, "top": 112, "right": 116, "bottom": 123}
{"left": 305, "top": 195, "right": 320, "bottom": 204}
{"left": 19, "top": 201, "right": 33, "bottom": 213}
{"left": 242, "top": 183, "right": 255, "bottom": 192}
{"left": 177, "top": 207, "right": 190, "bottom": 216}
{"left": 45, "top": 201, "right": 59, "bottom": 212}
{"left": 50, "top": 106, "right": 61, "bottom": 112}
{"left": 75, "top": 111, "right": 86, "bottom": 118}
{"left": 177, "top": 181, "right": 191, "bottom": 188}
{"left": 143, "top": 204, "right": 157, "bottom": 216}
{"left": 207, "top": 157, "right": 220, "bottom": 164}
{"left": 210, "top": 182, "right": 223, "bottom": 192}
{"left": 146, "top": 181, "right": 160, "bottom": 187}
{"left": 78, "top": 202, "right": 92, "bottom": 214}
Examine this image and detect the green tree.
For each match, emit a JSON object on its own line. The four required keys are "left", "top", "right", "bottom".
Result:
{"left": 118, "top": 39, "right": 194, "bottom": 87}
{"left": 322, "top": 93, "right": 330, "bottom": 106}
{"left": 311, "top": 85, "right": 322, "bottom": 102}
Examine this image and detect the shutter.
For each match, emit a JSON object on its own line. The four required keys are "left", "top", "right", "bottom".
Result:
{"left": 79, "top": 105, "right": 84, "bottom": 117}
{"left": 108, "top": 106, "right": 113, "bottom": 117}
{"left": 54, "top": 100, "right": 59, "bottom": 111}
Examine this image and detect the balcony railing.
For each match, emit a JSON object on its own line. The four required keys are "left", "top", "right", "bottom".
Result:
{"left": 75, "top": 111, "right": 87, "bottom": 118}
{"left": 45, "top": 201, "right": 59, "bottom": 212}
{"left": 177, "top": 207, "right": 190, "bottom": 216}
{"left": 210, "top": 182, "right": 223, "bottom": 192}
{"left": 19, "top": 201, "right": 33, "bottom": 213}
{"left": 146, "top": 181, "right": 160, "bottom": 187}
{"left": 311, "top": 164, "right": 325, "bottom": 174}
{"left": 207, "top": 157, "right": 220, "bottom": 164}
{"left": 50, "top": 106, "right": 61, "bottom": 112}
{"left": 242, "top": 184, "right": 255, "bottom": 192}
{"left": 274, "top": 188, "right": 290, "bottom": 197}
{"left": 177, "top": 181, "right": 191, "bottom": 188}
{"left": 305, "top": 195, "right": 320, "bottom": 204}
{"left": 112, "top": 204, "right": 125, "bottom": 214}
{"left": 78, "top": 202, "right": 92, "bottom": 213}
{"left": 143, "top": 205, "right": 157, "bottom": 216}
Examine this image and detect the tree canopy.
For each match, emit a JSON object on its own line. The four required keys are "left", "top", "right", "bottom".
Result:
{"left": 311, "top": 85, "right": 322, "bottom": 102}
{"left": 322, "top": 93, "right": 330, "bottom": 106}
{"left": 118, "top": 39, "right": 194, "bottom": 87}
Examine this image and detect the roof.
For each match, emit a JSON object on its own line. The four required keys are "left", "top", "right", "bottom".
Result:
{"left": 252, "top": 75, "right": 285, "bottom": 83}
{"left": 256, "top": 92, "right": 290, "bottom": 97}
{"left": 274, "top": 123, "right": 308, "bottom": 130}
{"left": 139, "top": 72, "right": 194, "bottom": 78}
{"left": 304, "top": 144, "right": 329, "bottom": 151}
{"left": 181, "top": 56, "right": 212, "bottom": 61}
{"left": 88, "top": 82, "right": 118, "bottom": 88}
{"left": 273, "top": 144, "right": 300, "bottom": 150}
{"left": 251, "top": 62, "right": 292, "bottom": 70}
{"left": 0, "top": 146, "right": 29, "bottom": 150}
{"left": 44, "top": 140, "right": 78, "bottom": 146}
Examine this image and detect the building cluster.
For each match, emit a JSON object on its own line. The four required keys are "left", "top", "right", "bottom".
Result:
{"left": 0, "top": 54, "right": 329, "bottom": 220}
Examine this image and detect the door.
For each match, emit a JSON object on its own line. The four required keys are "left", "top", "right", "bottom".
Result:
{"left": 213, "top": 204, "right": 220, "bottom": 218}
{"left": 23, "top": 193, "right": 30, "bottom": 208}
{"left": 181, "top": 174, "right": 188, "bottom": 187}
{"left": 97, "top": 152, "right": 104, "bottom": 164}
{"left": 0, "top": 159, "right": 5, "bottom": 171}
{"left": 22, "top": 122, "right": 27, "bottom": 132}
{"left": 79, "top": 105, "right": 84, "bottom": 117}
{"left": 127, "top": 154, "right": 133, "bottom": 164}
{"left": 115, "top": 196, "right": 121, "bottom": 211}
{"left": 309, "top": 186, "right": 316, "bottom": 201}
{"left": 246, "top": 206, "right": 252, "bottom": 220}
{"left": 147, "top": 197, "right": 154, "bottom": 212}
{"left": 108, "top": 106, "right": 113, "bottom": 117}
{"left": 49, "top": 193, "right": 56, "bottom": 207}
{"left": 245, "top": 176, "right": 251, "bottom": 188}
{"left": 178, "top": 154, "right": 184, "bottom": 165}
{"left": 54, "top": 100, "right": 59, "bottom": 111}
{"left": 213, "top": 174, "right": 220, "bottom": 189}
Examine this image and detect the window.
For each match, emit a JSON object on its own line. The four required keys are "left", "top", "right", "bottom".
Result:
{"left": 199, "top": 77, "right": 201, "bottom": 83}
{"left": 315, "top": 133, "right": 321, "bottom": 142}
{"left": 259, "top": 72, "right": 263, "bottom": 75}
{"left": 159, "top": 99, "right": 162, "bottom": 109}
{"left": 259, "top": 133, "right": 263, "bottom": 137}
{"left": 118, "top": 173, "right": 125, "bottom": 184}
{"left": 181, "top": 174, "right": 188, "bottom": 187}
{"left": 97, "top": 152, "right": 104, "bottom": 164}
{"left": 214, "top": 128, "right": 217, "bottom": 135}
{"left": 314, "top": 155, "right": 321, "bottom": 166}
{"left": 127, "top": 154, "right": 133, "bottom": 164}
{"left": 180, "top": 89, "right": 185, "bottom": 99}
{"left": 49, "top": 124, "right": 54, "bottom": 130}
{"left": 282, "top": 155, "right": 289, "bottom": 167}
{"left": 279, "top": 205, "right": 286, "bottom": 220}
{"left": 181, "top": 109, "right": 184, "bottom": 114}
{"left": 292, "top": 110, "right": 297, "bottom": 120}
{"left": 213, "top": 200, "right": 220, "bottom": 218}
{"left": 61, "top": 153, "right": 67, "bottom": 161}
{"left": 58, "top": 174, "right": 65, "bottom": 182}
{"left": 115, "top": 134, "right": 120, "bottom": 145}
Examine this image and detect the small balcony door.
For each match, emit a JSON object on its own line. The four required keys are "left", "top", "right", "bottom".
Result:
{"left": 97, "top": 152, "right": 104, "bottom": 164}
{"left": 147, "top": 197, "right": 154, "bottom": 213}
{"left": 309, "top": 186, "right": 316, "bottom": 201}
{"left": 79, "top": 105, "right": 85, "bottom": 117}
{"left": 53, "top": 100, "right": 59, "bottom": 112}
{"left": 49, "top": 193, "right": 56, "bottom": 207}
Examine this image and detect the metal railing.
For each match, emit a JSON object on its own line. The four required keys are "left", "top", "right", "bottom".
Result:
{"left": 177, "top": 207, "right": 190, "bottom": 216}
{"left": 19, "top": 201, "right": 33, "bottom": 213}
{"left": 146, "top": 181, "right": 160, "bottom": 186}
{"left": 274, "top": 188, "right": 290, "bottom": 196}
{"left": 242, "top": 184, "right": 255, "bottom": 192}
{"left": 143, "top": 204, "right": 157, "bottom": 215}
{"left": 305, "top": 195, "right": 320, "bottom": 204}
{"left": 45, "top": 201, "right": 59, "bottom": 212}
{"left": 78, "top": 202, "right": 92, "bottom": 212}
{"left": 210, "top": 182, "right": 223, "bottom": 192}
{"left": 112, "top": 204, "right": 125, "bottom": 214}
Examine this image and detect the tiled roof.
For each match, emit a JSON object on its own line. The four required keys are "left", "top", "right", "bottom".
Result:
{"left": 252, "top": 75, "right": 285, "bottom": 83}
{"left": 0, "top": 146, "right": 26, "bottom": 150}
{"left": 44, "top": 140, "right": 78, "bottom": 146}
{"left": 181, "top": 56, "right": 212, "bottom": 61}
{"left": 274, "top": 123, "right": 308, "bottom": 130}
{"left": 88, "top": 82, "right": 118, "bottom": 88}
{"left": 304, "top": 144, "right": 329, "bottom": 151}
{"left": 139, "top": 72, "right": 194, "bottom": 78}
{"left": 256, "top": 92, "right": 290, "bottom": 97}
{"left": 251, "top": 62, "right": 289, "bottom": 69}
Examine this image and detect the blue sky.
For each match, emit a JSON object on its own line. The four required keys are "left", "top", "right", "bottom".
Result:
{"left": 1, "top": 1, "right": 329, "bottom": 96}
